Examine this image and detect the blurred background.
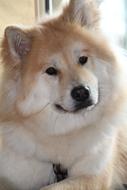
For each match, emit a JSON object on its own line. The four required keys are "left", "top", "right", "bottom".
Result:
{"left": 0, "top": 0, "right": 127, "bottom": 48}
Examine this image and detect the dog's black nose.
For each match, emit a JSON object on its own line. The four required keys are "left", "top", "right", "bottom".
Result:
{"left": 71, "top": 86, "right": 90, "bottom": 102}
{"left": 71, "top": 86, "right": 93, "bottom": 110}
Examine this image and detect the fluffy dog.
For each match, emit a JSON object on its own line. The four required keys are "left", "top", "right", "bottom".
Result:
{"left": 0, "top": 0, "right": 127, "bottom": 190}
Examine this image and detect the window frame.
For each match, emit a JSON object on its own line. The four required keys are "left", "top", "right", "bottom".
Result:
{"left": 34, "top": 0, "right": 53, "bottom": 20}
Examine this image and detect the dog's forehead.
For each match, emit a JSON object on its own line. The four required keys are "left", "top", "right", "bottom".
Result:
{"left": 36, "top": 23, "right": 88, "bottom": 52}
{"left": 31, "top": 22, "right": 115, "bottom": 65}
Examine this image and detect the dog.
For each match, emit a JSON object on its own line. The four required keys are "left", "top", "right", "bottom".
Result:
{"left": 0, "top": 0, "right": 127, "bottom": 189}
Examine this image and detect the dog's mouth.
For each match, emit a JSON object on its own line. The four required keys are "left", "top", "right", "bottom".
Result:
{"left": 55, "top": 104, "right": 68, "bottom": 113}
{"left": 55, "top": 100, "right": 94, "bottom": 113}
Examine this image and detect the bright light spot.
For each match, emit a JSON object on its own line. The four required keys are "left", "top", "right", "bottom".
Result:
{"left": 100, "top": 0, "right": 125, "bottom": 45}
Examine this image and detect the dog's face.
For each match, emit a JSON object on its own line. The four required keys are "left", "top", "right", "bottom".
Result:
{"left": 32, "top": 26, "right": 99, "bottom": 114}
{"left": 2, "top": 0, "right": 118, "bottom": 133}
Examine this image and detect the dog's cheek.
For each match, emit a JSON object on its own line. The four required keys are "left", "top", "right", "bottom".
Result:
{"left": 16, "top": 77, "right": 50, "bottom": 117}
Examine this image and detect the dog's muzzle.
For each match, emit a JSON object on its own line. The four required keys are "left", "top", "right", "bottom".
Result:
{"left": 55, "top": 85, "right": 94, "bottom": 113}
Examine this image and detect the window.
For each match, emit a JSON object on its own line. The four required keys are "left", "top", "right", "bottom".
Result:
{"left": 34, "top": 0, "right": 61, "bottom": 20}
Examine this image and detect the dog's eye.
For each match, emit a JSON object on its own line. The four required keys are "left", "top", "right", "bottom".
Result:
{"left": 46, "top": 67, "right": 58, "bottom": 76}
{"left": 79, "top": 56, "right": 88, "bottom": 65}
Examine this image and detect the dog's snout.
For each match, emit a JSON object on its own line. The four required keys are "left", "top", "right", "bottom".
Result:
{"left": 71, "top": 86, "right": 90, "bottom": 102}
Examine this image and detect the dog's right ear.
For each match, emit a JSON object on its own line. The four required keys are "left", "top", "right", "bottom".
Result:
{"left": 61, "top": 0, "right": 100, "bottom": 30}
{"left": 3, "top": 26, "right": 32, "bottom": 64}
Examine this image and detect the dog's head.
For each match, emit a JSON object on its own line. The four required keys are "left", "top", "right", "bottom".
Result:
{"left": 1, "top": 0, "right": 122, "bottom": 133}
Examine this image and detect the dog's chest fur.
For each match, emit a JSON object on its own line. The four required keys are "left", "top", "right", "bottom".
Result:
{"left": 0, "top": 121, "right": 116, "bottom": 190}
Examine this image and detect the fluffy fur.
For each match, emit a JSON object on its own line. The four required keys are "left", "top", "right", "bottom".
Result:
{"left": 0, "top": 0, "right": 127, "bottom": 190}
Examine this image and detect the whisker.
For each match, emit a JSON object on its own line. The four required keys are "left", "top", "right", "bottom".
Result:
{"left": 38, "top": 102, "right": 50, "bottom": 114}
{"left": 29, "top": 102, "right": 51, "bottom": 117}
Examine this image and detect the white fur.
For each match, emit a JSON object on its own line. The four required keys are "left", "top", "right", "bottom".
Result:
{"left": 16, "top": 73, "right": 51, "bottom": 116}
{"left": 0, "top": 41, "right": 127, "bottom": 189}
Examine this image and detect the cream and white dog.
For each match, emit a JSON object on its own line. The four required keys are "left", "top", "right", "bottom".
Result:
{"left": 0, "top": 0, "right": 127, "bottom": 190}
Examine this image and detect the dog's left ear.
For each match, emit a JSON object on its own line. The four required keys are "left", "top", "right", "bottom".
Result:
{"left": 61, "top": 0, "right": 100, "bottom": 30}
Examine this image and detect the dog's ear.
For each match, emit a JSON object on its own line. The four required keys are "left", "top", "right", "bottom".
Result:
{"left": 3, "top": 26, "right": 32, "bottom": 64}
{"left": 61, "top": 0, "right": 100, "bottom": 30}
